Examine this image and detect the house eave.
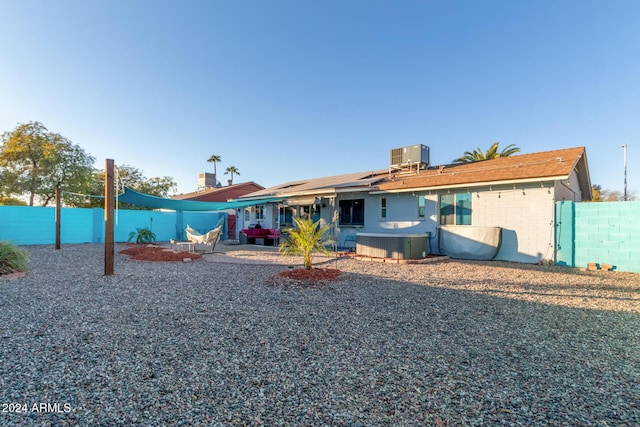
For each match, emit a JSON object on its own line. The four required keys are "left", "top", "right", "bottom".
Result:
{"left": 370, "top": 175, "right": 569, "bottom": 195}
{"left": 238, "top": 188, "right": 337, "bottom": 201}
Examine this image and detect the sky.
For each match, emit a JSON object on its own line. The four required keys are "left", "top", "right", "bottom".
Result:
{"left": 1, "top": 0, "right": 638, "bottom": 196}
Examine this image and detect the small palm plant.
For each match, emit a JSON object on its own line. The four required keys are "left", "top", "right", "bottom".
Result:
{"left": 127, "top": 227, "right": 156, "bottom": 244}
{"left": 0, "top": 240, "right": 28, "bottom": 275}
{"left": 279, "top": 217, "right": 333, "bottom": 270}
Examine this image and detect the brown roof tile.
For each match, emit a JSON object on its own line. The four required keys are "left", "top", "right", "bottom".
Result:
{"left": 377, "top": 146, "right": 587, "bottom": 191}
{"left": 173, "top": 181, "right": 264, "bottom": 202}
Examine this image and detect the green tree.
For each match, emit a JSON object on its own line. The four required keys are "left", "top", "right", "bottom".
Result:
{"left": 591, "top": 184, "right": 603, "bottom": 201}
{"left": 224, "top": 166, "right": 240, "bottom": 185}
{"left": 67, "top": 164, "right": 177, "bottom": 209}
{"left": 453, "top": 142, "right": 520, "bottom": 163}
{"left": 279, "top": 217, "right": 333, "bottom": 270}
{"left": 207, "top": 154, "right": 221, "bottom": 179}
{"left": 591, "top": 184, "right": 637, "bottom": 202}
{"left": 0, "top": 121, "right": 95, "bottom": 206}
{"left": 0, "top": 196, "right": 27, "bottom": 206}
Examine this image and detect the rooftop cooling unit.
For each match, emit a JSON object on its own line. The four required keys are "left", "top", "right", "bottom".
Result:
{"left": 390, "top": 144, "right": 430, "bottom": 169}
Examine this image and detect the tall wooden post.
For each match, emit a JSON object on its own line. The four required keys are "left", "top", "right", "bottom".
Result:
{"left": 104, "top": 159, "right": 115, "bottom": 275}
{"left": 55, "top": 185, "right": 61, "bottom": 250}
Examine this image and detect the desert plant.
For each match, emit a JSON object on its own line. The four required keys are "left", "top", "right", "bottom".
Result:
{"left": 279, "top": 217, "right": 333, "bottom": 270}
{"left": 0, "top": 240, "right": 28, "bottom": 274}
{"left": 127, "top": 227, "right": 156, "bottom": 244}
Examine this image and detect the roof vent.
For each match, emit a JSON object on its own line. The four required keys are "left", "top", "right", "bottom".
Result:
{"left": 390, "top": 145, "right": 430, "bottom": 171}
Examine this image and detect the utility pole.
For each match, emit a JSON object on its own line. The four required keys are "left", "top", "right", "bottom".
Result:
{"left": 622, "top": 144, "right": 628, "bottom": 201}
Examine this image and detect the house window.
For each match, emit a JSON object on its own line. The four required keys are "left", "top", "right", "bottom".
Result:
{"left": 279, "top": 207, "right": 293, "bottom": 227}
{"left": 244, "top": 208, "right": 250, "bottom": 222}
{"left": 299, "top": 205, "right": 320, "bottom": 221}
{"left": 339, "top": 199, "right": 364, "bottom": 226}
{"left": 418, "top": 195, "right": 425, "bottom": 218}
{"left": 440, "top": 193, "right": 472, "bottom": 225}
{"left": 255, "top": 205, "right": 265, "bottom": 220}
{"left": 380, "top": 197, "right": 387, "bottom": 218}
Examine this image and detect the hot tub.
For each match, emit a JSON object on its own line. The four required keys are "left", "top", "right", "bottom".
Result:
{"left": 356, "top": 232, "right": 430, "bottom": 259}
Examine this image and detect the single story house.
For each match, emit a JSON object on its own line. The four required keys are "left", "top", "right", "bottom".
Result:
{"left": 234, "top": 146, "right": 591, "bottom": 264}
{"left": 173, "top": 181, "right": 264, "bottom": 240}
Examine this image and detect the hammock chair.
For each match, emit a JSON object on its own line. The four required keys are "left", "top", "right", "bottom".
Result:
{"left": 185, "top": 223, "right": 223, "bottom": 253}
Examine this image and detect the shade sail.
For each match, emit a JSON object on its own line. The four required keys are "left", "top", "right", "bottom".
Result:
{"left": 118, "top": 187, "right": 284, "bottom": 211}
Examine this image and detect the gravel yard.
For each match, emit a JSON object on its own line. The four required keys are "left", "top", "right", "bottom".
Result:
{"left": 1, "top": 243, "right": 639, "bottom": 426}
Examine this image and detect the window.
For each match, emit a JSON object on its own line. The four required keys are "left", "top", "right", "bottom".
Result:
{"left": 440, "top": 193, "right": 472, "bottom": 225}
{"left": 279, "top": 207, "right": 293, "bottom": 227}
{"left": 244, "top": 208, "right": 250, "bottom": 222}
{"left": 255, "top": 205, "right": 265, "bottom": 220}
{"left": 380, "top": 197, "right": 387, "bottom": 218}
{"left": 339, "top": 199, "right": 364, "bottom": 226}
{"left": 418, "top": 195, "right": 425, "bottom": 218}
{"left": 299, "top": 205, "right": 320, "bottom": 221}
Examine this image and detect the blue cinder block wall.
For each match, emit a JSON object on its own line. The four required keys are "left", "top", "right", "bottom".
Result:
{"left": 0, "top": 206, "right": 226, "bottom": 245}
{"left": 555, "top": 201, "right": 640, "bottom": 273}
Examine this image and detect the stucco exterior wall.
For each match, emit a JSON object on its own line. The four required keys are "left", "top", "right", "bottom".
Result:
{"left": 261, "top": 176, "right": 578, "bottom": 264}
{"left": 365, "top": 184, "right": 558, "bottom": 263}
{"left": 333, "top": 192, "right": 437, "bottom": 251}
{"left": 470, "top": 185, "right": 556, "bottom": 263}
{"left": 238, "top": 204, "right": 277, "bottom": 232}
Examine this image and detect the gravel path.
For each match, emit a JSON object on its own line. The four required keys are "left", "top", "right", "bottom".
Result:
{"left": 1, "top": 243, "right": 638, "bottom": 426}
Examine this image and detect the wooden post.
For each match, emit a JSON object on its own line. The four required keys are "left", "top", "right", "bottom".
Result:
{"left": 55, "top": 185, "right": 61, "bottom": 250}
{"left": 104, "top": 159, "right": 115, "bottom": 275}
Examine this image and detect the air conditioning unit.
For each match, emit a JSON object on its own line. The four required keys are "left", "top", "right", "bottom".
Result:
{"left": 390, "top": 145, "right": 430, "bottom": 169}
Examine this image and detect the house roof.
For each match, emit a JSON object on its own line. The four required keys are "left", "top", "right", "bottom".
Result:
{"left": 235, "top": 146, "right": 591, "bottom": 202}
{"left": 240, "top": 170, "right": 389, "bottom": 199}
{"left": 173, "top": 181, "right": 264, "bottom": 202}
{"left": 376, "top": 146, "right": 591, "bottom": 198}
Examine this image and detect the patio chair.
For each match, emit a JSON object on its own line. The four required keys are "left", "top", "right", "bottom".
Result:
{"left": 185, "top": 224, "right": 222, "bottom": 253}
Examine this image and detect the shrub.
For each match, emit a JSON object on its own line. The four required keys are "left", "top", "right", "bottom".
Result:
{"left": 127, "top": 227, "right": 156, "bottom": 244}
{"left": 279, "top": 218, "right": 333, "bottom": 270}
{"left": 0, "top": 241, "right": 28, "bottom": 275}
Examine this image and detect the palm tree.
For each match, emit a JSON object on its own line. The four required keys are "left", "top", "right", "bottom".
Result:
{"left": 224, "top": 166, "right": 240, "bottom": 184}
{"left": 279, "top": 218, "right": 333, "bottom": 270}
{"left": 453, "top": 142, "right": 520, "bottom": 163}
{"left": 207, "top": 154, "right": 221, "bottom": 179}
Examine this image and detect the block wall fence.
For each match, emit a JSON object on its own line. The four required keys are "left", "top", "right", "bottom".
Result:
{"left": 555, "top": 200, "right": 640, "bottom": 273}
{"left": 0, "top": 206, "right": 226, "bottom": 245}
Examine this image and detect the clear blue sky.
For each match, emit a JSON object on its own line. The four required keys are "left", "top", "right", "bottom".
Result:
{"left": 1, "top": 0, "right": 638, "bottom": 195}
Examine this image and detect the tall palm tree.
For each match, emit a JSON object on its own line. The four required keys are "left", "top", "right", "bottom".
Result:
{"left": 207, "top": 154, "right": 221, "bottom": 178}
{"left": 453, "top": 142, "right": 520, "bottom": 163}
{"left": 279, "top": 218, "right": 333, "bottom": 270}
{"left": 224, "top": 166, "right": 240, "bottom": 184}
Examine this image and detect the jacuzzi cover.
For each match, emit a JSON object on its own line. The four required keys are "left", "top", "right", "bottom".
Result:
{"left": 439, "top": 226, "right": 502, "bottom": 260}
